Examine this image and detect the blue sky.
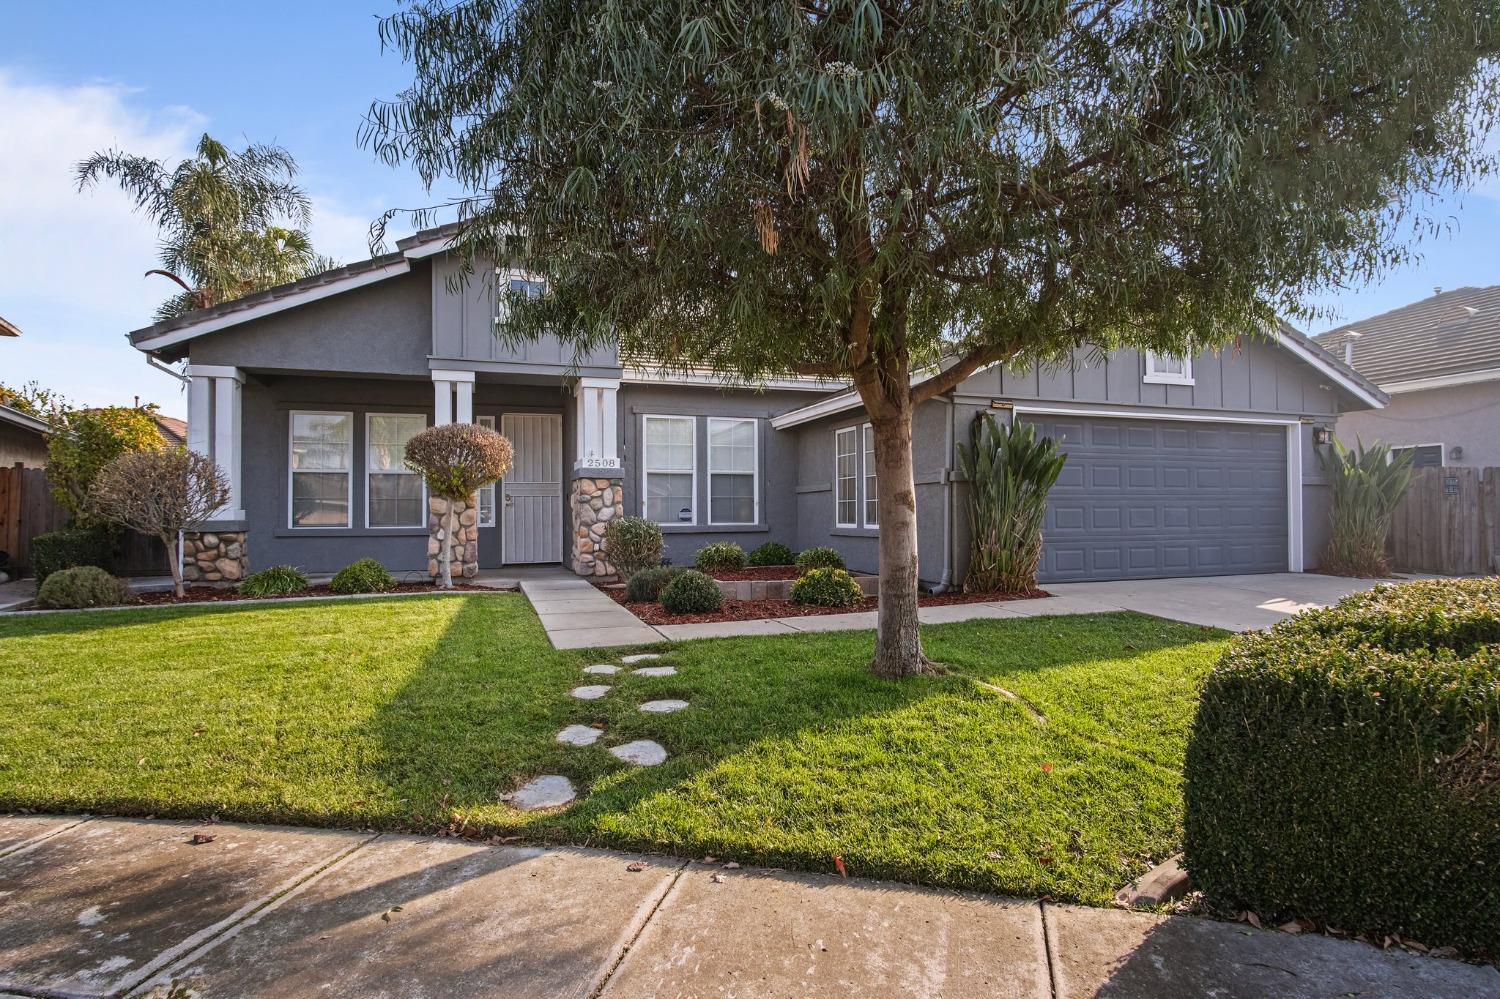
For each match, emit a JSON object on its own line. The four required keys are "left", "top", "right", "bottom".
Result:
{"left": 2, "top": 2, "right": 1497, "bottom": 418}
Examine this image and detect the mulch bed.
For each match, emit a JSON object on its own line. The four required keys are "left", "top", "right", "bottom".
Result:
{"left": 131, "top": 582, "right": 495, "bottom": 605}
{"left": 705, "top": 566, "right": 801, "bottom": 581}
{"left": 600, "top": 583, "right": 1050, "bottom": 625}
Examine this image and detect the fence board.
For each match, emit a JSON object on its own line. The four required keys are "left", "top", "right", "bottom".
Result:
{"left": 0, "top": 464, "right": 164, "bottom": 577}
{"left": 1388, "top": 467, "right": 1493, "bottom": 575}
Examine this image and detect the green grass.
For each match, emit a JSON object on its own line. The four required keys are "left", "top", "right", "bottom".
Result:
{"left": 0, "top": 594, "right": 1227, "bottom": 905}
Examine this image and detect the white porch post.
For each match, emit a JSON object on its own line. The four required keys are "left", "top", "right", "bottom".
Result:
{"left": 433, "top": 379, "right": 453, "bottom": 426}
{"left": 187, "top": 365, "right": 245, "bottom": 520}
{"left": 1287, "top": 422, "right": 1306, "bottom": 573}
{"left": 455, "top": 378, "right": 474, "bottom": 424}
{"left": 186, "top": 374, "right": 212, "bottom": 458}
{"left": 573, "top": 376, "right": 621, "bottom": 472}
{"left": 431, "top": 369, "right": 475, "bottom": 426}
{"left": 570, "top": 377, "right": 623, "bottom": 577}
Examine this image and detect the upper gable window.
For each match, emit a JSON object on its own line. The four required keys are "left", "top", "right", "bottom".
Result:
{"left": 1143, "top": 351, "right": 1194, "bottom": 385}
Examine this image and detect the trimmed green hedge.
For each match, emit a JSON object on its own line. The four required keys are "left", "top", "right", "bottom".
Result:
{"left": 790, "top": 567, "right": 864, "bottom": 607}
{"left": 694, "top": 542, "right": 746, "bottom": 572}
{"left": 30, "top": 527, "right": 113, "bottom": 583}
{"left": 624, "top": 566, "right": 683, "bottom": 602}
{"left": 794, "top": 546, "right": 844, "bottom": 573}
{"left": 603, "top": 516, "right": 664, "bottom": 580}
{"left": 35, "top": 566, "right": 132, "bottom": 609}
{"left": 747, "top": 541, "right": 794, "bottom": 567}
{"left": 659, "top": 569, "right": 724, "bottom": 614}
{"left": 1184, "top": 579, "right": 1500, "bottom": 954}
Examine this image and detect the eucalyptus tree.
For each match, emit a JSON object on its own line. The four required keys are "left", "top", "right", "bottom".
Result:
{"left": 78, "top": 134, "right": 334, "bottom": 320}
{"left": 365, "top": 0, "right": 1499, "bottom": 677}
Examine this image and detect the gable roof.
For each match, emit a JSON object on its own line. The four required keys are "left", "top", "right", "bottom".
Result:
{"left": 153, "top": 414, "right": 187, "bottom": 446}
{"left": 0, "top": 403, "right": 49, "bottom": 435}
{"left": 1314, "top": 285, "right": 1500, "bottom": 391}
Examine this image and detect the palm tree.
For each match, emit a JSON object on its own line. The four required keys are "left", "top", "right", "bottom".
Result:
{"left": 77, "top": 134, "right": 337, "bottom": 320}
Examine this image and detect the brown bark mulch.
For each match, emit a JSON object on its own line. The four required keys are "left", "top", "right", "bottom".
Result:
{"left": 704, "top": 566, "right": 800, "bottom": 580}
{"left": 131, "top": 582, "right": 495, "bottom": 605}
{"left": 599, "top": 584, "right": 1051, "bottom": 625}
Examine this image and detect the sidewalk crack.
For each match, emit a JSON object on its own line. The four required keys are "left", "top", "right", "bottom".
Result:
{"left": 588, "top": 859, "right": 689, "bottom": 999}
{"left": 1040, "top": 901, "right": 1060, "bottom": 999}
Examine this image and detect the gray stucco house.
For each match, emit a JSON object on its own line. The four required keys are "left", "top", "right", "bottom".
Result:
{"left": 127, "top": 226, "right": 1386, "bottom": 586}
{"left": 1315, "top": 286, "right": 1500, "bottom": 469}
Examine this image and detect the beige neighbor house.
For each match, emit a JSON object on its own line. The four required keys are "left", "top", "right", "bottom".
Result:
{"left": 1316, "top": 286, "right": 1500, "bottom": 468}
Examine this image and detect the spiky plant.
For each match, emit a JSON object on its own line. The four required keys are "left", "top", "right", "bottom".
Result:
{"left": 957, "top": 415, "right": 1067, "bottom": 593}
{"left": 1320, "top": 438, "right": 1413, "bottom": 577}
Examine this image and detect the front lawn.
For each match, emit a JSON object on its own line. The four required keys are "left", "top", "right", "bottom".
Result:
{"left": 0, "top": 594, "right": 1225, "bottom": 905}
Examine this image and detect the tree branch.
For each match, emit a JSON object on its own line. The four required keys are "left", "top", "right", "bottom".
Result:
{"left": 909, "top": 340, "right": 1019, "bottom": 405}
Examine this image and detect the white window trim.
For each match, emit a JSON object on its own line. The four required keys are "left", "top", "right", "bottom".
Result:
{"left": 834, "top": 426, "right": 860, "bottom": 528}
{"left": 1143, "top": 350, "right": 1195, "bottom": 385}
{"left": 641, "top": 414, "right": 697, "bottom": 526}
{"left": 476, "top": 415, "right": 498, "bottom": 528}
{"left": 1390, "top": 442, "right": 1446, "bottom": 468}
{"left": 364, "top": 413, "right": 429, "bottom": 529}
{"left": 707, "top": 417, "right": 759, "bottom": 526}
{"left": 862, "top": 422, "right": 878, "bottom": 527}
{"left": 287, "top": 410, "right": 354, "bottom": 530}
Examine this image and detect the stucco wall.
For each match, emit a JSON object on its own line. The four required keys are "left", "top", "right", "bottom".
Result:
{"left": 1331, "top": 380, "right": 1500, "bottom": 469}
{"left": 0, "top": 422, "right": 48, "bottom": 468}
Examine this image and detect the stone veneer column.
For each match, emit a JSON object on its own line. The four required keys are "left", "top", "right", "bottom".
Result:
{"left": 181, "top": 531, "right": 248, "bottom": 583}
{"left": 428, "top": 494, "right": 480, "bottom": 580}
{"left": 571, "top": 477, "right": 624, "bottom": 577}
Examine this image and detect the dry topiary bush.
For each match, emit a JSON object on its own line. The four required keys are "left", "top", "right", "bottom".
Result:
{"left": 404, "top": 423, "right": 513, "bottom": 588}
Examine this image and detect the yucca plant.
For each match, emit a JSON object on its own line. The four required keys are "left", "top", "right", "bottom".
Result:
{"left": 1320, "top": 438, "right": 1414, "bottom": 577}
{"left": 956, "top": 415, "right": 1067, "bottom": 593}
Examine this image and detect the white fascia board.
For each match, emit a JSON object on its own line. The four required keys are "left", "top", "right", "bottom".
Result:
{"left": 130, "top": 260, "right": 412, "bottom": 352}
{"left": 769, "top": 359, "right": 1003, "bottom": 430}
{"left": 1010, "top": 402, "right": 1301, "bottom": 426}
{"left": 0, "top": 405, "right": 50, "bottom": 434}
{"left": 402, "top": 239, "right": 456, "bottom": 259}
{"left": 1273, "top": 331, "right": 1386, "bottom": 409}
{"left": 1379, "top": 366, "right": 1500, "bottom": 394}
{"left": 430, "top": 368, "right": 477, "bottom": 383}
{"left": 624, "top": 365, "right": 847, "bottom": 394}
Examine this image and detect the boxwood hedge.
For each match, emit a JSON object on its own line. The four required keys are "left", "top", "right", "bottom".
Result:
{"left": 1183, "top": 578, "right": 1500, "bottom": 954}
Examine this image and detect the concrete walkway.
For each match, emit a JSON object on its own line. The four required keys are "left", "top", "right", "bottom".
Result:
{"left": 0, "top": 815, "right": 1490, "bottom": 998}
{"left": 519, "top": 571, "right": 663, "bottom": 649}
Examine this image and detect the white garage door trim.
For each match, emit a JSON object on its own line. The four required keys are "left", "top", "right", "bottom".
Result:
{"left": 1010, "top": 403, "right": 1304, "bottom": 574}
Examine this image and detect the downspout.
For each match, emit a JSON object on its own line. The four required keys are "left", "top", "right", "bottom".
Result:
{"left": 145, "top": 352, "right": 190, "bottom": 386}
{"left": 932, "top": 394, "right": 956, "bottom": 592}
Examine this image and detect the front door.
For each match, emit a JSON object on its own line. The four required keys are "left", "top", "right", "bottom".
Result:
{"left": 500, "top": 413, "right": 564, "bottom": 564}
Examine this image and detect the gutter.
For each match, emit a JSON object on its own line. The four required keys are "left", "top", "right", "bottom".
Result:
{"left": 932, "top": 394, "right": 957, "bottom": 593}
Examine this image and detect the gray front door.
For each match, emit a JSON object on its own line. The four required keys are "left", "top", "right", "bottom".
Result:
{"left": 1021, "top": 414, "right": 1288, "bottom": 582}
{"left": 501, "top": 413, "right": 564, "bottom": 564}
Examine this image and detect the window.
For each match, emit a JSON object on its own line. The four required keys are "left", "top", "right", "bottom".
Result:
{"left": 835, "top": 427, "right": 859, "bottom": 527}
{"left": 1144, "top": 351, "right": 1194, "bottom": 385}
{"left": 289, "top": 411, "right": 352, "bottom": 527}
{"left": 495, "top": 270, "right": 546, "bottom": 326}
{"left": 862, "top": 423, "right": 878, "bottom": 527}
{"left": 1393, "top": 443, "right": 1445, "bottom": 469}
{"left": 708, "top": 418, "right": 757, "bottom": 524}
{"left": 643, "top": 415, "right": 695, "bottom": 524}
{"left": 366, "top": 413, "right": 427, "bottom": 528}
{"left": 476, "top": 415, "right": 498, "bottom": 527}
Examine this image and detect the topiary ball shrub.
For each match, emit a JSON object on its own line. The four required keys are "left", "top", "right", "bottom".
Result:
{"left": 624, "top": 565, "right": 683, "bottom": 603}
{"left": 30, "top": 527, "right": 114, "bottom": 583}
{"left": 694, "top": 541, "right": 746, "bottom": 573}
{"left": 35, "top": 565, "right": 132, "bottom": 609}
{"left": 790, "top": 567, "right": 865, "bottom": 607}
{"left": 1183, "top": 578, "right": 1500, "bottom": 954}
{"left": 603, "top": 516, "right": 665, "bottom": 580}
{"left": 658, "top": 569, "right": 724, "bottom": 614}
{"left": 329, "top": 558, "right": 396, "bottom": 595}
{"left": 794, "top": 546, "right": 845, "bottom": 573}
{"left": 747, "top": 541, "right": 794, "bottom": 567}
{"left": 238, "top": 565, "right": 310, "bottom": 598}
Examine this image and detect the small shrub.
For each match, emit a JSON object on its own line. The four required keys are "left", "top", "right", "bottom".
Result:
{"left": 35, "top": 565, "right": 132, "bottom": 609}
{"left": 624, "top": 565, "right": 683, "bottom": 602}
{"left": 238, "top": 565, "right": 309, "bottom": 598}
{"left": 1319, "top": 438, "right": 1413, "bottom": 577}
{"left": 790, "top": 567, "right": 865, "bottom": 607}
{"left": 329, "top": 558, "right": 396, "bottom": 595}
{"left": 794, "top": 546, "right": 844, "bottom": 573}
{"left": 1184, "top": 577, "right": 1500, "bottom": 954}
{"left": 694, "top": 541, "right": 746, "bottom": 572}
{"left": 603, "top": 516, "right": 665, "bottom": 579}
{"left": 30, "top": 527, "right": 114, "bottom": 583}
{"left": 658, "top": 569, "right": 724, "bottom": 614}
{"left": 747, "top": 541, "right": 794, "bottom": 566}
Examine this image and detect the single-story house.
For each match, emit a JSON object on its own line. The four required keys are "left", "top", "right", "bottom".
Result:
{"left": 1315, "top": 286, "right": 1500, "bottom": 468}
{"left": 0, "top": 404, "right": 49, "bottom": 469}
{"left": 126, "top": 225, "right": 1386, "bottom": 585}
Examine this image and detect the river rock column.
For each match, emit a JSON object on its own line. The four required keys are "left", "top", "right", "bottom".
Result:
{"left": 181, "top": 530, "right": 248, "bottom": 583}
{"left": 428, "top": 494, "right": 479, "bottom": 580}
{"left": 571, "top": 477, "right": 623, "bottom": 577}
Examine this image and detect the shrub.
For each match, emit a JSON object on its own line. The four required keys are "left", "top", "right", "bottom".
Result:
{"left": 624, "top": 565, "right": 683, "bottom": 602}
{"left": 329, "top": 558, "right": 396, "bottom": 595}
{"left": 694, "top": 541, "right": 746, "bottom": 572}
{"left": 238, "top": 565, "right": 309, "bottom": 598}
{"left": 790, "top": 567, "right": 865, "bottom": 607}
{"left": 30, "top": 527, "right": 114, "bottom": 583}
{"left": 658, "top": 569, "right": 724, "bottom": 614}
{"left": 1183, "top": 578, "right": 1500, "bottom": 953}
{"left": 956, "top": 414, "right": 1067, "bottom": 592}
{"left": 747, "top": 541, "right": 794, "bottom": 566}
{"left": 794, "top": 546, "right": 844, "bottom": 572}
{"left": 35, "top": 565, "right": 132, "bottom": 609}
{"left": 603, "top": 516, "right": 665, "bottom": 579}
{"left": 1319, "top": 437, "right": 1413, "bottom": 577}
{"left": 403, "top": 423, "right": 514, "bottom": 589}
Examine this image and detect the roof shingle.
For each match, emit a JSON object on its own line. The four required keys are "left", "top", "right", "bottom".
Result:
{"left": 1314, "top": 286, "right": 1500, "bottom": 386}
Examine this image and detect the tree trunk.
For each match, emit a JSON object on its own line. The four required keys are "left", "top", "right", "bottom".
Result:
{"left": 438, "top": 499, "right": 455, "bottom": 590}
{"left": 867, "top": 393, "right": 931, "bottom": 678}
{"left": 164, "top": 532, "right": 184, "bottom": 599}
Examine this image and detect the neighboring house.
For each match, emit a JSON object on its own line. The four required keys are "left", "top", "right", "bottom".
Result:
{"left": 126, "top": 225, "right": 1385, "bottom": 585}
{"left": 0, "top": 315, "right": 20, "bottom": 338}
{"left": 0, "top": 405, "right": 49, "bottom": 469}
{"left": 1316, "top": 286, "right": 1500, "bottom": 468}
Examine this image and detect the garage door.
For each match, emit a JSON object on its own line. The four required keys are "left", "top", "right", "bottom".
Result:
{"left": 1020, "top": 414, "right": 1288, "bottom": 582}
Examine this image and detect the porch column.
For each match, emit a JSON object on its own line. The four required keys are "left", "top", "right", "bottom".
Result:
{"left": 431, "top": 368, "right": 475, "bottom": 426}
{"left": 570, "top": 377, "right": 624, "bottom": 577}
{"left": 182, "top": 365, "right": 248, "bottom": 584}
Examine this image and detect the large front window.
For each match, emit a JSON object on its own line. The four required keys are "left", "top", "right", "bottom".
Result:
{"left": 643, "top": 415, "right": 695, "bottom": 524}
{"left": 289, "top": 411, "right": 352, "bottom": 527}
{"left": 863, "top": 423, "right": 878, "bottom": 527}
{"left": 835, "top": 426, "right": 859, "bottom": 527}
{"left": 708, "top": 418, "right": 757, "bottom": 525}
{"left": 366, "top": 413, "right": 426, "bottom": 528}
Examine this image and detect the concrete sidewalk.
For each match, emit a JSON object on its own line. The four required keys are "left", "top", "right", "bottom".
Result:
{"left": 1, "top": 815, "right": 1491, "bottom": 998}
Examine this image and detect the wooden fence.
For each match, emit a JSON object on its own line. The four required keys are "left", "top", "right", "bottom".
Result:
{"left": 0, "top": 462, "right": 167, "bottom": 577}
{"left": 1387, "top": 466, "right": 1500, "bottom": 576}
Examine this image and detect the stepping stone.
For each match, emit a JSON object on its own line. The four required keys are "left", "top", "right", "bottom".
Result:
{"left": 503, "top": 775, "right": 576, "bottom": 810}
{"left": 571, "top": 685, "right": 612, "bottom": 700}
{"left": 639, "top": 699, "right": 689, "bottom": 714}
{"left": 556, "top": 725, "right": 603, "bottom": 747}
{"left": 609, "top": 740, "right": 668, "bottom": 766}
{"left": 620, "top": 653, "right": 661, "bottom": 664}
{"left": 632, "top": 666, "right": 677, "bottom": 678}
{"left": 583, "top": 664, "right": 621, "bottom": 675}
